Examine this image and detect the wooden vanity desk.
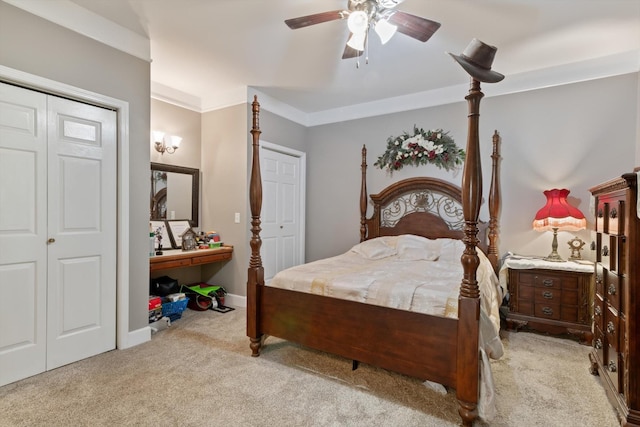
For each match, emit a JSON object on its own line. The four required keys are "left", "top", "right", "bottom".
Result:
{"left": 149, "top": 245, "right": 233, "bottom": 272}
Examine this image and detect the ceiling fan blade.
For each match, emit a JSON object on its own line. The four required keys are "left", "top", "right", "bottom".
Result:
{"left": 388, "top": 11, "right": 441, "bottom": 42}
{"left": 285, "top": 10, "right": 346, "bottom": 29}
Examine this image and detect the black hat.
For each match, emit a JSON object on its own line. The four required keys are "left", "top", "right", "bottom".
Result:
{"left": 448, "top": 38, "right": 504, "bottom": 83}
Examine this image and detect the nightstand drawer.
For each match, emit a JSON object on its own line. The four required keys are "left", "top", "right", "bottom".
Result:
{"left": 534, "top": 303, "right": 560, "bottom": 320}
{"left": 533, "top": 287, "right": 578, "bottom": 306}
{"left": 515, "top": 270, "right": 578, "bottom": 290}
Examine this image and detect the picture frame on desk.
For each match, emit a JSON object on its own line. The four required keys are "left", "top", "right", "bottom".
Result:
{"left": 166, "top": 219, "right": 192, "bottom": 249}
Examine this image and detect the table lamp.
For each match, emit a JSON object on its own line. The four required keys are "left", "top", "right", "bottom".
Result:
{"left": 532, "top": 188, "right": 586, "bottom": 262}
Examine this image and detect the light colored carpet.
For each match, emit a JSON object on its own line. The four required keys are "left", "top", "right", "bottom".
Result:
{"left": 0, "top": 308, "right": 619, "bottom": 426}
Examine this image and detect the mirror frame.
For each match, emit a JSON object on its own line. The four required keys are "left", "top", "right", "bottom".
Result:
{"left": 150, "top": 162, "right": 200, "bottom": 227}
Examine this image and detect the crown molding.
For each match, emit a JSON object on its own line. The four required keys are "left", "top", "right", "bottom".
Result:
{"left": 3, "top": 0, "right": 151, "bottom": 62}
{"left": 12, "top": 0, "right": 636, "bottom": 127}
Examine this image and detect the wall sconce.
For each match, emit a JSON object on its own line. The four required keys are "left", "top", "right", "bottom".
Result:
{"left": 153, "top": 131, "right": 182, "bottom": 155}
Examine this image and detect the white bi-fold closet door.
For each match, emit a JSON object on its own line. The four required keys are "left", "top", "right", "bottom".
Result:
{"left": 0, "top": 82, "right": 117, "bottom": 386}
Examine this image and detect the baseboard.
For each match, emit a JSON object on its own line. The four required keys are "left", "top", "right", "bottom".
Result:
{"left": 226, "top": 293, "right": 246, "bottom": 308}
{"left": 119, "top": 326, "right": 151, "bottom": 349}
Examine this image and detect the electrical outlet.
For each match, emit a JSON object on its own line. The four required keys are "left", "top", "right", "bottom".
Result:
{"left": 234, "top": 212, "right": 240, "bottom": 223}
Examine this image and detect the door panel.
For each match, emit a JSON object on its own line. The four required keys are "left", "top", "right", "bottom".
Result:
{"left": 260, "top": 147, "right": 301, "bottom": 283}
{"left": 46, "top": 96, "right": 117, "bottom": 369}
{"left": 0, "top": 83, "right": 47, "bottom": 386}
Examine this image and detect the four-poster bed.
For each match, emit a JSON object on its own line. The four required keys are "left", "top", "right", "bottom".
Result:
{"left": 247, "top": 80, "right": 502, "bottom": 424}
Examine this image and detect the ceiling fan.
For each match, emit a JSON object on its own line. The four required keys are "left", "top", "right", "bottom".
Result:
{"left": 285, "top": 0, "right": 441, "bottom": 60}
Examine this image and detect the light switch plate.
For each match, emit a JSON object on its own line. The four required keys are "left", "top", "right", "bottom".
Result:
{"left": 234, "top": 212, "right": 240, "bottom": 223}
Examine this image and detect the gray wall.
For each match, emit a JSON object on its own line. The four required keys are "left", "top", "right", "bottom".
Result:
{"left": 305, "top": 73, "right": 640, "bottom": 264}
{"left": 0, "top": 2, "right": 151, "bottom": 332}
{"left": 151, "top": 99, "right": 202, "bottom": 170}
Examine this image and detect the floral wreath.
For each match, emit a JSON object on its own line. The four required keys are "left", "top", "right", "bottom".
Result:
{"left": 374, "top": 126, "right": 465, "bottom": 173}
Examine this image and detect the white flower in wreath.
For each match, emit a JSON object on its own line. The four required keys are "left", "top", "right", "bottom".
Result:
{"left": 435, "top": 145, "right": 444, "bottom": 154}
{"left": 419, "top": 139, "right": 435, "bottom": 151}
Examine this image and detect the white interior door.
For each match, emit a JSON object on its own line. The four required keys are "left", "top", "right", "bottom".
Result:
{"left": 260, "top": 145, "right": 304, "bottom": 283}
{"left": 0, "top": 82, "right": 48, "bottom": 386}
{"left": 0, "top": 83, "right": 117, "bottom": 385}
{"left": 45, "top": 96, "right": 117, "bottom": 369}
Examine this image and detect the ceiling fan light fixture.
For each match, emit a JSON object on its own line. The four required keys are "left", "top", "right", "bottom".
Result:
{"left": 378, "top": 0, "right": 405, "bottom": 8}
{"left": 374, "top": 18, "right": 397, "bottom": 44}
{"left": 347, "top": 31, "right": 367, "bottom": 51}
{"left": 347, "top": 10, "right": 369, "bottom": 34}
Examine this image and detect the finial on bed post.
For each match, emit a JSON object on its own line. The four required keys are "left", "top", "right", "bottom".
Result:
{"left": 248, "top": 95, "right": 264, "bottom": 357}
{"left": 457, "top": 77, "right": 483, "bottom": 427}
{"left": 488, "top": 130, "right": 502, "bottom": 270}
{"left": 360, "top": 145, "right": 368, "bottom": 242}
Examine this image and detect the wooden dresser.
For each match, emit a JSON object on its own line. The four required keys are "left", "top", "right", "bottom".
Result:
{"left": 589, "top": 171, "right": 639, "bottom": 427}
{"left": 504, "top": 258, "right": 593, "bottom": 343}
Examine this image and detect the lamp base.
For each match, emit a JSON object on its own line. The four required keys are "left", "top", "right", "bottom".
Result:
{"left": 543, "top": 252, "right": 565, "bottom": 262}
{"left": 543, "top": 227, "right": 565, "bottom": 262}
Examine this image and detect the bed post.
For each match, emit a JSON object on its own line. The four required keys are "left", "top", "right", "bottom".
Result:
{"left": 247, "top": 95, "right": 264, "bottom": 357}
{"left": 360, "top": 145, "right": 368, "bottom": 242}
{"left": 488, "top": 130, "right": 502, "bottom": 271}
{"left": 457, "top": 78, "right": 483, "bottom": 426}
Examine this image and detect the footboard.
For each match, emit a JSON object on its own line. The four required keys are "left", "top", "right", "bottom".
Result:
{"left": 257, "top": 285, "right": 459, "bottom": 387}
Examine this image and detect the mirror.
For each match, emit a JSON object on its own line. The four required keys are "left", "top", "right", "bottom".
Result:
{"left": 150, "top": 163, "right": 200, "bottom": 227}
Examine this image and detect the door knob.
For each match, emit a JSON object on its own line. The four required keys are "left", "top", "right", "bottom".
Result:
{"left": 47, "top": 238, "right": 55, "bottom": 244}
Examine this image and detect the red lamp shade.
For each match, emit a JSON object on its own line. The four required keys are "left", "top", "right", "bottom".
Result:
{"left": 532, "top": 189, "right": 586, "bottom": 232}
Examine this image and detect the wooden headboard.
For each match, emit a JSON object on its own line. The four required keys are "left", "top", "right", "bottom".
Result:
{"left": 359, "top": 131, "right": 502, "bottom": 271}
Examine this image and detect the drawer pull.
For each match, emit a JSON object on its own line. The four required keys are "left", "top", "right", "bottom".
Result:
{"left": 607, "top": 321, "right": 615, "bottom": 334}
{"left": 602, "top": 246, "right": 609, "bottom": 257}
{"left": 594, "top": 306, "right": 601, "bottom": 316}
{"left": 608, "top": 361, "right": 617, "bottom": 372}
{"left": 595, "top": 275, "right": 603, "bottom": 285}
{"left": 541, "top": 307, "right": 553, "bottom": 316}
{"left": 542, "top": 291, "right": 553, "bottom": 299}
{"left": 594, "top": 338, "right": 602, "bottom": 350}
{"left": 542, "top": 279, "right": 554, "bottom": 287}
{"left": 597, "top": 208, "right": 604, "bottom": 218}
{"left": 609, "top": 208, "right": 617, "bottom": 219}
{"left": 608, "top": 284, "right": 616, "bottom": 296}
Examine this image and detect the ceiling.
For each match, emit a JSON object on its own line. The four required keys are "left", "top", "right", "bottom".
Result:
{"left": 59, "top": 0, "right": 640, "bottom": 124}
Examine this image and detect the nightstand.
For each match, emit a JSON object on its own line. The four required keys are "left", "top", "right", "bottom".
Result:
{"left": 501, "top": 256, "right": 594, "bottom": 344}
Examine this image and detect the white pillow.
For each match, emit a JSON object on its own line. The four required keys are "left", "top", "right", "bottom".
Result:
{"left": 437, "top": 238, "right": 466, "bottom": 264}
{"left": 396, "top": 234, "right": 441, "bottom": 261}
{"left": 350, "top": 236, "right": 398, "bottom": 260}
